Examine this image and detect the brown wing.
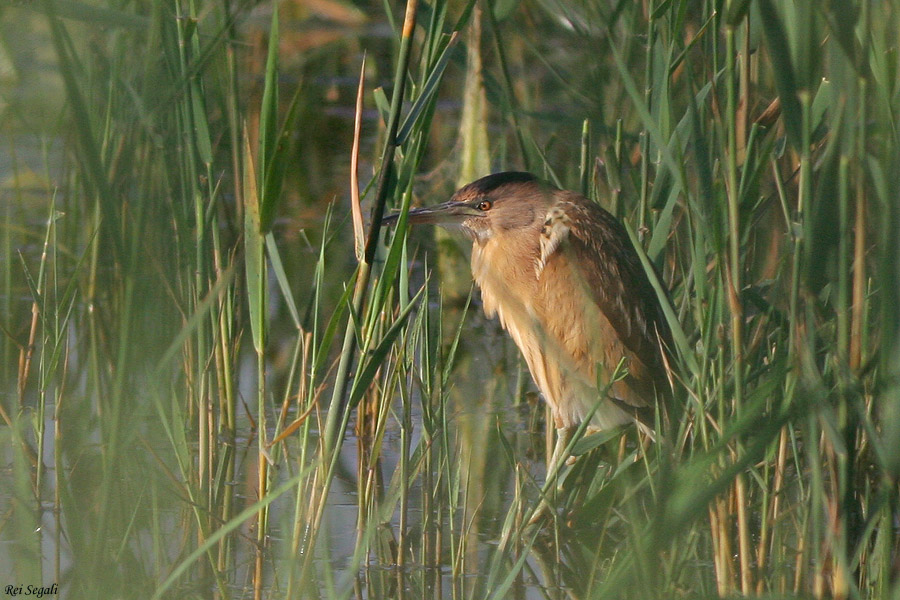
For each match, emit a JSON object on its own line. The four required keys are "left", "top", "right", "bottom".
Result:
{"left": 542, "top": 192, "right": 674, "bottom": 408}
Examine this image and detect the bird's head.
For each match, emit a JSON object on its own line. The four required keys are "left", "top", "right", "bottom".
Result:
{"left": 383, "top": 172, "right": 551, "bottom": 243}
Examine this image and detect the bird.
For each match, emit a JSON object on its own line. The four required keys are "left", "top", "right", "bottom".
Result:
{"left": 383, "top": 171, "right": 673, "bottom": 481}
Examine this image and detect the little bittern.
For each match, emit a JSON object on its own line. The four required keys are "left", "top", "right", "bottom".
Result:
{"left": 385, "top": 172, "right": 672, "bottom": 474}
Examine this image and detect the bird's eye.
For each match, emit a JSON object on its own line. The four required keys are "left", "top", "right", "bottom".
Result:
{"left": 477, "top": 200, "right": 492, "bottom": 211}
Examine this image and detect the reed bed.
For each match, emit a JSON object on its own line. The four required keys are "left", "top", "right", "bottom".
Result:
{"left": 1, "top": 0, "right": 899, "bottom": 598}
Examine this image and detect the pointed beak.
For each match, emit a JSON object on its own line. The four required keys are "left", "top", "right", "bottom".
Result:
{"left": 381, "top": 201, "right": 481, "bottom": 227}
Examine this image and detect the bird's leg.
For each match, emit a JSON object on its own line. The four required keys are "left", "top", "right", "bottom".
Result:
{"left": 547, "top": 426, "right": 574, "bottom": 480}
{"left": 528, "top": 426, "right": 575, "bottom": 526}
